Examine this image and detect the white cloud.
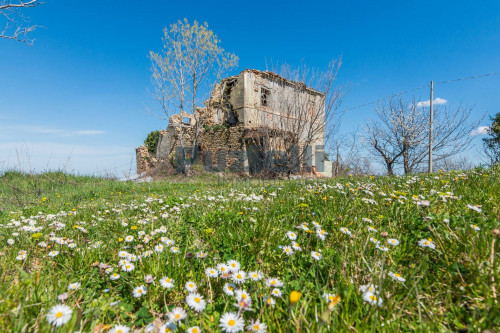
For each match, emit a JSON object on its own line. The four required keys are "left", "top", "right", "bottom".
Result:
{"left": 416, "top": 97, "right": 448, "bottom": 108}
{"left": 470, "top": 126, "right": 490, "bottom": 136}
{"left": 73, "top": 130, "right": 105, "bottom": 136}
{"left": 0, "top": 125, "right": 105, "bottom": 137}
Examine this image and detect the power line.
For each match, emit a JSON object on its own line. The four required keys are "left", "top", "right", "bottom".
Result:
{"left": 341, "top": 70, "right": 500, "bottom": 113}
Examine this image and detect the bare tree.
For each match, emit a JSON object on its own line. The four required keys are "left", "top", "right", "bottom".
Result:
{"left": 251, "top": 59, "right": 345, "bottom": 176}
{"left": 0, "top": 0, "right": 41, "bottom": 45}
{"left": 149, "top": 19, "right": 238, "bottom": 176}
{"left": 363, "top": 95, "right": 480, "bottom": 175}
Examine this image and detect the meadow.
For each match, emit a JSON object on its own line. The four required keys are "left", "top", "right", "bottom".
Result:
{"left": 0, "top": 168, "right": 498, "bottom": 332}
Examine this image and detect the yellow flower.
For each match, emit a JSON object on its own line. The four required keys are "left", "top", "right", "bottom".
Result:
{"left": 131, "top": 226, "right": 138, "bottom": 230}
{"left": 118, "top": 238, "right": 124, "bottom": 242}
{"left": 328, "top": 295, "right": 341, "bottom": 308}
{"left": 289, "top": 291, "right": 302, "bottom": 305}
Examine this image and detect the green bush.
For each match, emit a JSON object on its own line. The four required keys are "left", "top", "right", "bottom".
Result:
{"left": 144, "top": 130, "right": 160, "bottom": 156}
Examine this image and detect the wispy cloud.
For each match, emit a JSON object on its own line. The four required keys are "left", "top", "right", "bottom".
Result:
{"left": 470, "top": 126, "right": 490, "bottom": 136}
{"left": 0, "top": 125, "right": 105, "bottom": 137}
{"left": 416, "top": 97, "right": 448, "bottom": 108}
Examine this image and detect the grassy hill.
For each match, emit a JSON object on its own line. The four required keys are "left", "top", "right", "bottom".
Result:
{"left": 0, "top": 169, "right": 498, "bottom": 332}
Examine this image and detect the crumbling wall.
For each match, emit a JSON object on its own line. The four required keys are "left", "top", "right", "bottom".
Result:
{"left": 136, "top": 145, "right": 157, "bottom": 175}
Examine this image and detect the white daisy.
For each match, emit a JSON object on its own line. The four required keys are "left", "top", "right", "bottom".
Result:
{"left": 46, "top": 304, "right": 73, "bottom": 327}
{"left": 340, "top": 227, "right": 351, "bottom": 235}
{"left": 227, "top": 260, "right": 241, "bottom": 272}
{"left": 186, "top": 292, "right": 207, "bottom": 312}
{"left": 223, "top": 282, "right": 236, "bottom": 296}
{"left": 125, "top": 235, "right": 134, "bottom": 242}
{"left": 471, "top": 224, "right": 480, "bottom": 231}
{"left": 159, "top": 322, "right": 176, "bottom": 333}
{"left": 291, "top": 242, "right": 302, "bottom": 251}
{"left": 418, "top": 238, "right": 436, "bottom": 249}
{"left": 110, "top": 273, "right": 121, "bottom": 281}
{"left": 286, "top": 231, "right": 297, "bottom": 240}
{"left": 388, "top": 272, "right": 406, "bottom": 282}
{"left": 109, "top": 324, "right": 130, "bottom": 333}
{"left": 265, "top": 278, "right": 283, "bottom": 288}
{"left": 271, "top": 288, "right": 282, "bottom": 297}
{"left": 311, "top": 251, "right": 322, "bottom": 260}
{"left": 185, "top": 281, "right": 197, "bottom": 292}
{"left": 160, "top": 277, "right": 174, "bottom": 289}
{"left": 48, "top": 251, "right": 59, "bottom": 257}
{"left": 219, "top": 312, "right": 245, "bottom": 333}
{"left": 282, "top": 246, "right": 294, "bottom": 256}
{"left": 231, "top": 271, "right": 247, "bottom": 284}
{"left": 217, "top": 263, "right": 230, "bottom": 275}
{"left": 363, "top": 292, "right": 383, "bottom": 306}
{"left": 205, "top": 267, "right": 219, "bottom": 278}
{"left": 248, "top": 271, "right": 263, "bottom": 281}
{"left": 247, "top": 320, "right": 267, "bottom": 333}
{"left": 168, "top": 306, "right": 187, "bottom": 322}
{"left": 68, "top": 282, "right": 81, "bottom": 291}
{"left": 132, "top": 285, "right": 147, "bottom": 298}
{"left": 186, "top": 326, "right": 201, "bottom": 333}
{"left": 121, "top": 263, "right": 135, "bottom": 272}
{"left": 387, "top": 239, "right": 400, "bottom": 246}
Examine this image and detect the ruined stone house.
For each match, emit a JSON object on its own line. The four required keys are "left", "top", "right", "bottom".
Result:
{"left": 136, "top": 69, "right": 333, "bottom": 177}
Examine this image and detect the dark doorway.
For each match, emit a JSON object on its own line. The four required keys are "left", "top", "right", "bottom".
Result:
{"left": 247, "top": 140, "right": 264, "bottom": 175}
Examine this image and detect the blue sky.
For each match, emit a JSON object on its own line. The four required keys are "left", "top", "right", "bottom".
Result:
{"left": 1, "top": 0, "right": 499, "bottom": 176}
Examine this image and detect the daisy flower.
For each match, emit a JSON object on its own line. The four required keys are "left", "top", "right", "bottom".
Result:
{"left": 235, "top": 289, "right": 251, "bottom": 303}
{"left": 170, "top": 246, "right": 180, "bottom": 253}
{"left": 219, "top": 312, "right": 245, "bottom": 333}
{"left": 291, "top": 242, "right": 302, "bottom": 251}
{"left": 271, "top": 288, "right": 282, "bottom": 297}
{"left": 359, "top": 284, "right": 378, "bottom": 294}
{"left": 186, "top": 326, "right": 201, "bottom": 333}
{"left": 155, "top": 244, "right": 164, "bottom": 253}
{"left": 363, "top": 292, "right": 383, "bottom": 307}
{"left": 265, "top": 277, "right": 283, "bottom": 288}
{"left": 282, "top": 246, "right": 294, "bottom": 256}
{"left": 387, "top": 239, "right": 400, "bottom": 246}
{"left": 231, "top": 271, "right": 247, "bottom": 284}
{"left": 388, "top": 272, "right": 406, "bottom": 282}
{"left": 132, "top": 285, "right": 147, "bottom": 298}
{"left": 376, "top": 245, "right": 389, "bottom": 252}
{"left": 46, "top": 304, "right": 73, "bottom": 327}
{"left": 205, "top": 267, "right": 219, "bottom": 278}
{"left": 121, "top": 263, "right": 135, "bottom": 272}
{"left": 367, "top": 226, "right": 377, "bottom": 232}
{"left": 196, "top": 252, "right": 208, "bottom": 259}
{"left": 185, "top": 281, "right": 197, "bottom": 292}
{"left": 109, "top": 325, "right": 130, "bottom": 333}
{"left": 471, "top": 224, "right": 480, "bottom": 231}
{"left": 7, "top": 239, "right": 14, "bottom": 245}
{"left": 247, "top": 320, "right": 267, "bottom": 333}
{"left": 286, "top": 231, "right": 297, "bottom": 240}
{"left": 68, "top": 282, "right": 81, "bottom": 291}
{"left": 263, "top": 296, "right": 276, "bottom": 307}
{"left": 159, "top": 322, "right": 176, "bottom": 333}
{"left": 16, "top": 251, "right": 27, "bottom": 261}
{"left": 418, "top": 238, "right": 436, "bottom": 249}
{"left": 311, "top": 251, "right": 322, "bottom": 260}
{"left": 340, "top": 227, "right": 351, "bottom": 235}
{"left": 248, "top": 271, "right": 263, "bottom": 281}
{"left": 124, "top": 236, "right": 134, "bottom": 242}
{"left": 118, "top": 251, "right": 129, "bottom": 258}
{"left": 223, "top": 282, "right": 236, "bottom": 296}
{"left": 168, "top": 307, "right": 187, "bottom": 322}
{"left": 110, "top": 273, "right": 121, "bottom": 281}
{"left": 160, "top": 277, "right": 175, "bottom": 289}
{"left": 369, "top": 237, "right": 380, "bottom": 245}
{"left": 48, "top": 251, "right": 59, "bottom": 257}
{"left": 186, "top": 293, "right": 207, "bottom": 312}
{"left": 217, "top": 263, "right": 230, "bottom": 275}
{"left": 316, "top": 229, "right": 328, "bottom": 241}
{"left": 227, "top": 260, "right": 241, "bottom": 272}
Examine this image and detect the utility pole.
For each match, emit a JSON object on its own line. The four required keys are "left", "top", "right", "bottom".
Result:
{"left": 428, "top": 80, "right": 433, "bottom": 173}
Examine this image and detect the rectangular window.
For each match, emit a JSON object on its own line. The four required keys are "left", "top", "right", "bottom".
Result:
{"left": 261, "top": 87, "right": 270, "bottom": 107}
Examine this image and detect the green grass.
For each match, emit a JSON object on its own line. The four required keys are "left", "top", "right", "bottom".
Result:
{"left": 0, "top": 168, "right": 499, "bottom": 332}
